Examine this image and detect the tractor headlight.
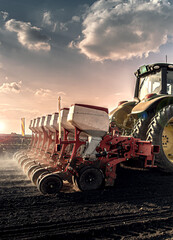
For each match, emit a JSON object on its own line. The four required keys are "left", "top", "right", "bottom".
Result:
{"left": 153, "top": 65, "right": 160, "bottom": 70}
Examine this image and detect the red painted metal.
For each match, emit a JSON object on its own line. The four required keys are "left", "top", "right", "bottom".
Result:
{"left": 57, "top": 126, "right": 160, "bottom": 186}
{"left": 21, "top": 119, "right": 159, "bottom": 190}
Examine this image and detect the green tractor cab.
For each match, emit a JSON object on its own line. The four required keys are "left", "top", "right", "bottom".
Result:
{"left": 132, "top": 63, "right": 173, "bottom": 114}
{"left": 110, "top": 63, "right": 173, "bottom": 172}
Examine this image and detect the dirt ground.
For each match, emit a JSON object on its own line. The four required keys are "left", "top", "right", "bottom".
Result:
{"left": 0, "top": 153, "right": 173, "bottom": 240}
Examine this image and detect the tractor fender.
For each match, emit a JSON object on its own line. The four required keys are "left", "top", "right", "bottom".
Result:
{"left": 131, "top": 95, "right": 173, "bottom": 114}
{"left": 110, "top": 101, "right": 137, "bottom": 129}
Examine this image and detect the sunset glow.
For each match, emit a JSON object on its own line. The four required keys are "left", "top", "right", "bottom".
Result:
{"left": 0, "top": 121, "right": 5, "bottom": 133}
{"left": 0, "top": 0, "right": 173, "bottom": 134}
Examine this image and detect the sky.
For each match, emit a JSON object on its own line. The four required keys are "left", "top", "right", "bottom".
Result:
{"left": 1, "top": 0, "right": 173, "bottom": 134}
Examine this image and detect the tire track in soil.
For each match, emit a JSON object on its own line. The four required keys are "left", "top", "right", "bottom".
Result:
{"left": 1, "top": 155, "right": 173, "bottom": 239}
{"left": 1, "top": 209, "right": 173, "bottom": 239}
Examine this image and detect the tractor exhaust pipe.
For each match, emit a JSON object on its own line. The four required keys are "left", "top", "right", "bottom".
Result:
{"left": 58, "top": 96, "right": 62, "bottom": 142}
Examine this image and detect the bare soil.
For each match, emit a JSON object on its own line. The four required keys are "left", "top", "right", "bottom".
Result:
{"left": 0, "top": 153, "right": 173, "bottom": 239}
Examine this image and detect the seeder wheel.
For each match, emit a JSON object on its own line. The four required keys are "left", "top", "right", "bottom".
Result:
{"left": 18, "top": 155, "right": 29, "bottom": 164}
{"left": 23, "top": 160, "right": 36, "bottom": 173}
{"left": 27, "top": 165, "right": 41, "bottom": 179}
{"left": 20, "top": 157, "right": 32, "bottom": 168}
{"left": 77, "top": 167, "right": 104, "bottom": 191}
{"left": 13, "top": 150, "right": 25, "bottom": 160}
{"left": 37, "top": 174, "right": 63, "bottom": 195}
{"left": 20, "top": 158, "right": 33, "bottom": 168}
{"left": 31, "top": 168, "right": 50, "bottom": 185}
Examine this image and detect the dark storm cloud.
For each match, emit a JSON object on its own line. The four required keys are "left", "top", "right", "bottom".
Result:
{"left": 75, "top": 0, "right": 173, "bottom": 61}
{"left": 0, "top": 0, "right": 95, "bottom": 23}
{"left": 0, "top": 0, "right": 96, "bottom": 54}
{"left": 5, "top": 19, "right": 50, "bottom": 51}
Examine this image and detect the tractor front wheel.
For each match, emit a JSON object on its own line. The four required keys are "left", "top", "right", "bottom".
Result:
{"left": 131, "top": 112, "right": 154, "bottom": 140}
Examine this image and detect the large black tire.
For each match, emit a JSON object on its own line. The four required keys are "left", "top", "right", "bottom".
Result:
{"left": 147, "top": 105, "right": 173, "bottom": 172}
{"left": 131, "top": 112, "right": 155, "bottom": 140}
{"left": 31, "top": 168, "right": 49, "bottom": 184}
{"left": 123, "top": 113, "right": 154, "bottom": 168}
{"left": 23, "top": 160, "right": 36, "bottom": 173}
{"left": 27, "top": 165, "right": 41, "bottom": 179}
{"left": 77, "top": 167, "right": 104, "bottom": 191}
{"left": 37, "top": 174, "right": 63, "bottom": 195}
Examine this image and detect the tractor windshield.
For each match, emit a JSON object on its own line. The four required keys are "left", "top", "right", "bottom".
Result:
{"left": 138, "top": 71, "right": 161, "bottom": 100}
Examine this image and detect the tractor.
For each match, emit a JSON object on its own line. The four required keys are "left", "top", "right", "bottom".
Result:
{"left": 13, "top": 63, "right": 173, "bottom": 195}
{"left": 110, "top": 63, "right": 173, "bottom": 172}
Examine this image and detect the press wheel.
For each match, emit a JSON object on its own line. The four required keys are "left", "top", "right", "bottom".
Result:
{"left": 77, "top": 167, "right": 104, "bottom": 191}
{"left": 31, "top": 168, "right": 49, "bottom": 185}
{"left": 37, "top": 174, "right": 63, "bottom": 195}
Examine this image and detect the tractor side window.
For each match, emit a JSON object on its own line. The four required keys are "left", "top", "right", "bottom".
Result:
{"left": 138, "top": 71, "right": 161, "bottom": 100}
{"left": 167, "top": 71, "right": 173, "bottom": 95}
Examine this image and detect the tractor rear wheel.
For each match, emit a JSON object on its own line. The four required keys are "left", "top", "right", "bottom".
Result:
{"left": 147, "top": 104, "right": 173, "bottom": 172}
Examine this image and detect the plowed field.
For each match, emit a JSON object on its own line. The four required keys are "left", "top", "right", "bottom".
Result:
{"left": 0, "top": 154, "right": 173, "bottom": 239}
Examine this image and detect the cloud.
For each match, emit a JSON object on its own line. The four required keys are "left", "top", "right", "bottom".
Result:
{"left": 5, "top": 19, "right": 51, "bottom": 51}
{"left": 42, "top": 11, "right": 57, "bottom": 32}
{"left": 34, "top": 89, "right": 66, "bottom": 99}
{"left": 57, "top": 91, "right": 66, "bottom": 96}
{"left": 42, "top": 11, "right": 80, "bottom": 33}
{"left": 43, "top": 11, "right": 52, "bottom": 26}
{"left": 42, "top": 11, "right": 70, "bottom": 32}
{"left": 35, "top": 88, "right": 51, "bottom": 97}
{"left": 59, "top": 22, "right": 68, "bottom": 31}
{"left": 75, "top": 0, "right": 173, "bottom": 61}
{"left": 0, "top": 81, "right": 22, "bottom": 93}
{"left": 72, "top": 16, "right": 80, "bottom": 22}
{"left": 58, "top": 15, "right": 80, "bottom": 31}
{"left": 0, "top": 11, "right": 8, "bottom": 21}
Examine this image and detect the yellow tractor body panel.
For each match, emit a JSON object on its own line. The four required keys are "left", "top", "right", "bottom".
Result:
{"left": 110, "top": 101, "right": 137, "bottom": 129}
{"left": 131, "top": 96, "right": 173, "bottom": 114}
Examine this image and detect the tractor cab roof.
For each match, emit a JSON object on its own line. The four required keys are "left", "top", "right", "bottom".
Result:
{"left": 134, "top": 63, "right": 173, "bottom": 78}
